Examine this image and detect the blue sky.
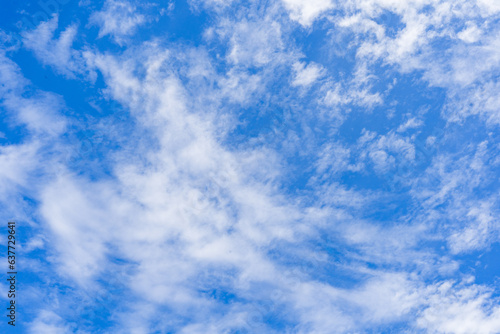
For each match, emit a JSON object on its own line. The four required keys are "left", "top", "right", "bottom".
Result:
{"left": 1, "top": 0, "right": 500, "bottom": 333}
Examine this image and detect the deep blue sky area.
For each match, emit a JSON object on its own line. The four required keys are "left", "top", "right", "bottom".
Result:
{"left": 0, "top": 0, "right": 499, "bottom": 333}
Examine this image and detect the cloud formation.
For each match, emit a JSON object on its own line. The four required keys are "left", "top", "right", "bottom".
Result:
{"left": 0, "top": 0, "right": 499, "bottom": 333}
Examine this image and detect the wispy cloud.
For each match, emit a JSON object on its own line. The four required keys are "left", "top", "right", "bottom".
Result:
{"left": 89, "top": 0, "right": 146, "bottom": 44}
{"left": 0, "top": 0, "right": 499, "bottom": 332}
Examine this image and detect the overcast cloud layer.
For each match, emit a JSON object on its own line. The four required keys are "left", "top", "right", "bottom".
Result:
{"left": 1, "top": 0, "right": 500, "bottom": 333}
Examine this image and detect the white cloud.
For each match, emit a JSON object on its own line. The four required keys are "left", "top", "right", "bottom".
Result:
{"left": 26, "top": 43, "right": 328, "bottom": 331}
{"left": 397, "top": 117, "right": 423, "bottom": 132}
{"left": 314, "top": 142, "right": 352, "bottom": 175}
{"left": 323, "top": 79, "right": 383, "bottom": 108}
{"left": 345, "top": 273, "right": 422, "bottom": 323}
{"left": 292, "top": 61, "right": 323, "bottom": 86}
{"left": 28, "top": 310, "right": 75, "bottom": 334}
{"left": 282, "top": 0, "right": 334, "bottom": 27}
{"left": 325, "top": 0, "right": 500, "bottom": 125}
{"left": 448, "top": 203, "right": 494, "bottom": 254}
{"left": 224, "top": 18, "right": 285, "bottom": 67}
{"left": 457, "top": 22, "right": 482, "bottom": 43}
{"left": 0, "top": 51, "right": 67, "bottom": 199}
{"left": 408, "top": 138, "right": 500, "bottom": 255}
{"left": 417, "top": 282, "right": 500, "bottom": 334}
{"left": 354, "top": 129, "right": 416, "bottom": 175}
{"left": 477, "top": 0, "right": 500, "bottom": 14}
{"left": 89, "top": 0, "right": 146, "bottom": 44}
{"left": 445, "top": 81, "right": 500, "bottom": 125}
{"left": 22, "top": 15, "right": 90, "bottom": 78}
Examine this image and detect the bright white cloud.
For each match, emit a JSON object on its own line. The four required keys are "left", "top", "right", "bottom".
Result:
{"left": 89, "top": 0, "right": 145, "bottom": 44}
{"left": 282, "top": 0, "right": 334, "bottom": 27}
{"left": 292, "top": 61, "right": 323, "bottom": 86}
{"left": 417, "top": 282, "right": 500, "bottom": 334}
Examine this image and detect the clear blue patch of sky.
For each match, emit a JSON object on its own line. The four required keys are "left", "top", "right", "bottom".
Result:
{"left": 459, "top": 243, "right": 500, "bottom": 293}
